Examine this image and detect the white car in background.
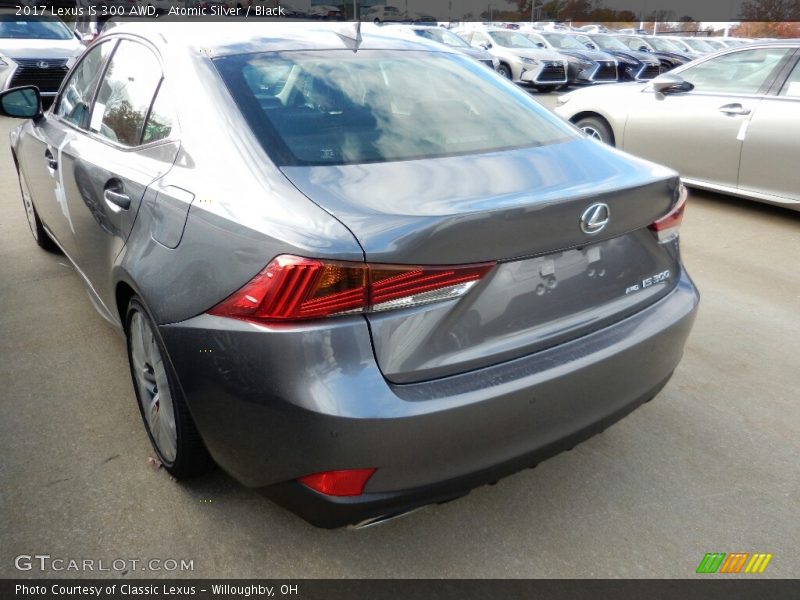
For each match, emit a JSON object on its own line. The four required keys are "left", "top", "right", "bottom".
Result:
{"left": 0, "top": 14, "right": 83, "bottom": 101}
{"left": 555, "top": 42, "right": 800, "bottom": 210}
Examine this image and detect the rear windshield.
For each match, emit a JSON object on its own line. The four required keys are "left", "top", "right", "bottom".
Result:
{"left": 0, "top": 16, "right": 73, "bottom": 40}
{"left": 214, "top": 50, "right": 573, "bottom": 166}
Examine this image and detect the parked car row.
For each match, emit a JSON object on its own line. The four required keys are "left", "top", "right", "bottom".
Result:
{"left": 431, "top": 22, "right": 764, "bottom": 91}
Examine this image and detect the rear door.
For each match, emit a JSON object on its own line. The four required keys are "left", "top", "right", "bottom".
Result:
{"left": 737, "top": 49, "right": 800, "bottom": 203}
{"left": 623, "top": 47, "right": 793, "bottom": 188}
{"left": 67, "top": 38, "right": 180, "bottom": 311}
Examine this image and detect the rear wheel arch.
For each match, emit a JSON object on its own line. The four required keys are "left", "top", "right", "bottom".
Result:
{"left": 570, "top": 112, "right": 616, "bottom": 146}
{"left": 115, "top": 281, "right": 138, "bottom": 330}
{"left": 124, "top": 294, "right": 213, "bottom": 477}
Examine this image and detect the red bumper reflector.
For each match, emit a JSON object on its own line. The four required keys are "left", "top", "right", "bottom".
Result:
{"left": 298, "top": 468, "right": 377, "bottom": 497}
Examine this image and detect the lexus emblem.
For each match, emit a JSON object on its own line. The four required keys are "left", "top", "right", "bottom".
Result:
{"left": 36, "top": 61, "right": 50, "bottom": 69}
{"left": 580, "top": 203, "right": 610, "bottom": 234}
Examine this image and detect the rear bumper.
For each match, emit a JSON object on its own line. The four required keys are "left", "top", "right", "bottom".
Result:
{"left": 160, "top": 270, "right": 699, "bottom": 527}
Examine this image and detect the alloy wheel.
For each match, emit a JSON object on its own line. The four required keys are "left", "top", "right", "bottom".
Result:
{"left": 129, "top": 311, "right": 177, "bottom": 463}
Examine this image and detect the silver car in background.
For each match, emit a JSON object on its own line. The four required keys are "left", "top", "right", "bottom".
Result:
{"left": 0, "top": 14, "right": 84, "bottom": 100}
{"left": 454, "top": 27, "right": 568, "bottom": 91}
{"left": 556, "top": 42, "right": 800, "bottom": 210}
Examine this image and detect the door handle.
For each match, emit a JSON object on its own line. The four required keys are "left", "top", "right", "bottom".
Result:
{"left": 103, "top": 186, "right": 131, "bottom": 211}
{"left": 45, "top": 149, "right": 58, "bottom": 170}
{"left": 718, "top": 103, "right": 751, "bottom": 116}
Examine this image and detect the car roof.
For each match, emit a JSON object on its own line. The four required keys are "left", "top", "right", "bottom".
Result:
{"left": 102, "top": 22, "right": 449, "bottom": 57}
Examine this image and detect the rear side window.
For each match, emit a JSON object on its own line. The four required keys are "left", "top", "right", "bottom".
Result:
{"left": 90, "top": 40, "right": 162, "bottom": 146}
{"left": 214, "top": 50, "right": 574, "bottom": 166}
{"left": 142, "top": 82, "right": 179, "bottom": 144}
{"left": 679, "top": 47, "right": 792, "bottom": 95}
{"left": 54, "top": 40, "right": 115, "bottom": 127}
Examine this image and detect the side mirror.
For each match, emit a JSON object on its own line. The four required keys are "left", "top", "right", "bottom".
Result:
{"left": 480, "top": 42, "right": 492, "bottom": 50}
{"left": 639, "top": 46, "right": 650, "bottom": 52}
{"left": 650, "top": 73, "right": 694, "bottom": 94}
{"left": 0, "top": 86, "right": 43, "bottom": 121}
{"left": 537, "top": 42, "right": 546, "bottom": 48}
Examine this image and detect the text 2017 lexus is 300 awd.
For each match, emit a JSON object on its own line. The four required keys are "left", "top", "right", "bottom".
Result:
{"left": 3, "top": 24, "right": 698, "bottom": 528}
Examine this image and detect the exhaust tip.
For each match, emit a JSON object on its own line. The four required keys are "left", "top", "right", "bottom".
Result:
{"left": 349, "top": 506, "right": 428, "bottom": 530}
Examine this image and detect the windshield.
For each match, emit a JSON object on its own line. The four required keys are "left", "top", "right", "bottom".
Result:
{"left": 490, "top": 31, "right": 538, "bottom": 49}
{"left": 684, "top": 38, "right": 714, "bottom": 52}
{"left": 590, "top": 35, "right": 629, "bottom": 51}
{"left": 519, "top": 32, "right": 547, "bottom": 47}
{"left": 541, "top": 33, "right": 585, "bottom": 50}
{"left": 215, "top": 50, "right": 573, "bottom": 166}
{"left": 623, "top": 36, "right": 654, "bottom": 51}
{"left": 649, "top": 37, "right": 682, "bottom": 52}
{"left": 415, "top": 28, "right": 470, "bottom": 48}
{"left": 0, "top": 15, "right": 73, "bottom": 40}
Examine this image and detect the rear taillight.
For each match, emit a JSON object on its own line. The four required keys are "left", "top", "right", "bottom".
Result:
{"left": 650, "top": 183, "right": 688, "bottom": 242}
{"left": 298, "top": 468, "right": 376, "bottom": 496}
{"left": 208, "top": 255, "right": 495, "bottom": 323}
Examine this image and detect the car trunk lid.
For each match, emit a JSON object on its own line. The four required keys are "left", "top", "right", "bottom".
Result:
{"left": 281, "top": 138, "right": 683, "bottom": 382}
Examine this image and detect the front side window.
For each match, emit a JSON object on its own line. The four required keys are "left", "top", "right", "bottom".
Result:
{"left": 90, "top": 40, "right": 162, "bottom": 146}
{"left": 414, "top": 28, "right": 470, "bottom": 49}
{"left": 622, "top": 37, "right": 653, "bottom": 52}
{"left": 541, "top": 34, "right": 583, "bottom": 50}
{"left": 684, "top": 38, "right": 714, "bottom": 53}
{"left": 591, "top": 35, "right": 628, "bottom": 51}
{"left": 679, "top": 47, "right": 791, "bottom": 95}
{"left": 490, "top": 31, "right": 538, "bottom": 49}
{"left": 54, "top": 40, "right": 115, "bottom": 127}
{"left": 649, "top": 38, "right": 681, "bottom": 52}
{"left": 215, "top": 50, "right": 574, "bottom": 167}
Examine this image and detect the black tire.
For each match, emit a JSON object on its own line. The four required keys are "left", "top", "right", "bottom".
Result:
{"left": 17, "top": 168, "right": 60, "bottom": 253}
{"left": 497, "top": 63, "right": 512, "bottom": 79}
{"left": 125, "top": 297, "right": 213, "bottom": 478}
{"left": 574, "top": 115, "right": 615, "bottom": 146}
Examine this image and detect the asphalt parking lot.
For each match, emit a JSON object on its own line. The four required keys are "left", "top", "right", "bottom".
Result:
{"left": 1, "top": 107, "right": 798, "bottom": 578}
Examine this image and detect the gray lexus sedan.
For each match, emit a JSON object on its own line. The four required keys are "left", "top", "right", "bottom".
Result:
{"left": 2, "top": 23, "right": 698, "bottom": 528}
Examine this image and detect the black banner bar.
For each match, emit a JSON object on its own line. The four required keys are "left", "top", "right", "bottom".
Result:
{"left": 7, "top": 1, "right": 800, "bottom": 23}
{"left": 3, "top": 579, "right": 800, "bottom": 600}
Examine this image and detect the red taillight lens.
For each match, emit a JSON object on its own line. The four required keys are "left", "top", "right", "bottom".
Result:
{"left": 650, "top": 183, "right": 688, "bottom": 241}
{"left": 208, "top": 256, "right": 494, "bottom": 323}
{"left": 208, "top": 256, "right": 367, "bottom": 321}
{"left": 369, "top": 263, "right": 494, "bottom": 311}
{"left": 298, "top": 468, "right": 377, "bottom": 497}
